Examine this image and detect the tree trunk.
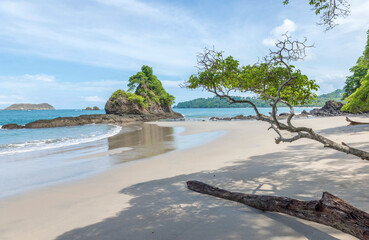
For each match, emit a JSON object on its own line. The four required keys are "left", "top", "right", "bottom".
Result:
{"left": 187, "top": 180, "right": 369, "bottom": 240}
{"left": 346, "top": 117, "right": 369, "bottom": 126}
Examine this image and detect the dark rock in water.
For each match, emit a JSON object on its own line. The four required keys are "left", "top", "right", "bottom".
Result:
{"left": 83, "top": 106, "right": 100, "bottom": 110}
{"left": 279, "top": 112, "right": 290, "bottom": 117}
{"left": 300, "top": 110, "right": 309, "bottom": 115}
{"left": 309, "top": 100, "right": 345, "bottom": 116}
{"left": 5, "top": 103, "right": 55, "bottom": 110}
{"left": 210, "top": 115, "right": 258, "bottom": 121}
{"left": 2, "top": 113, "right": 183, "bottom": 129}
{"left": 2, "top": 123, "right": 25, "bottom": 129}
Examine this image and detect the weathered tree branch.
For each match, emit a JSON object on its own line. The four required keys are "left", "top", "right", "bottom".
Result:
{"left": 346, "top": 117, "right": 369, "bottom": 126}
{"left": 187, "top": 180, "right": 369, "bottom": 240}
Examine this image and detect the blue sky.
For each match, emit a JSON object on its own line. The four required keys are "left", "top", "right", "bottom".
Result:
{"left": 0, "top": 0, "right": 368, "bottom": 109}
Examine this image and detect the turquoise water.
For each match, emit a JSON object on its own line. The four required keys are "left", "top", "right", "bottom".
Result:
{"left": 0, "top": 109, "right": 110, "bottom": 155}
{"left": 174, "top": 107, "right": 316, "bottom": 119}
{"left": 0, "top": 107, "right": 315, "bottom": 198}
{"left": 0, "top": 108, "right": 316, "bottom": 155}
{"left": 0, "top": 109, "right": 105, "bottom": 125}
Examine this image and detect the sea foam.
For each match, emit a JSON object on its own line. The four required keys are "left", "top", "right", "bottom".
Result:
{"left": 0, "top": 124, "right": 122, "bottom": 155}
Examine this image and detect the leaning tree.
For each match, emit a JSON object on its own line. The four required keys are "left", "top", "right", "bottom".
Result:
{"left": 183, "top": 35, "right": 369, "bottom": 239}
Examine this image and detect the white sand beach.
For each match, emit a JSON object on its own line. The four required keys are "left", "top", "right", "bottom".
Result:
{"left": 1, "top": 116, "right": 369, "bottom": 240}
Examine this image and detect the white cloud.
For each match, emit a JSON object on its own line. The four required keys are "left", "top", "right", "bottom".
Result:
{"left": 161, "top": 80, "right": 183, "bottom": 88}
{"left": 0, "top": 74, "right": 124, "bottom": 108}
{"left": 336, "top": 0, "right": 369, "bottom": 33}
{"left": 0, "top": 0, "right": 209, "bottom": 76}
{"left": 262, "top": 19, "right": 296, "bottom": 46}
{"left": 273, "top": 19, "right": 296, "bottom": 36}
{"left": 24, "top": 74, "right": 55, "bottom": 82}
{"left": 82, "top": 96, "right": 106, "bottom": 103}
{"left": 0, "top": 94, "right": 26, "bottom": 106}
{"left": 262, "top": 38, "right": 277, "bottom": 47}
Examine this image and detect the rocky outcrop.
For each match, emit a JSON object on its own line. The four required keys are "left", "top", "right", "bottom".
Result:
{"left": 83, "top": 106, "right": 100, "bottom": 110}
{"left": 5, "top": 103, "right": 55, "bottom": 110}
{"left": 1, "top": 113, "right": 183, "bottom": 129}
{"left": 105, "top": 95, "right": 143, "bottom": 115}
{"left": 105, "top": 93, "right": 179, "bottom": 116}
{"left": 309, "top": 100, "right": 346, "bottom": 116}
{"left": 2, "top": 123, "right": 25, "bottom": 129}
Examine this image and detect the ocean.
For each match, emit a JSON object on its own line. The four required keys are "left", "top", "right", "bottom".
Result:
{"left": 174, "top": 107, "right": 315, "bottom": 120}
{"left": 0, "top": 107, "right": 314, "bottom": 198}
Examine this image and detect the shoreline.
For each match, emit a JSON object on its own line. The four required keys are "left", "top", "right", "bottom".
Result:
{"left": 0, "top": 122, "right": 223, "bottom": 200}
{"left": 1, "top": 117, "right": 368, "bottom": 239}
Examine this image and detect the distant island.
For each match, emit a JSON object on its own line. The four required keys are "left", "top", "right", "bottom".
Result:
{"left": 83, "top": 106, "right": 100, "bottom": 110}
{"left": 5, "top": 103, "right": 55, "bottom": 110}
{"left": 174, "top": 89, "right": 344, "bottom": 108}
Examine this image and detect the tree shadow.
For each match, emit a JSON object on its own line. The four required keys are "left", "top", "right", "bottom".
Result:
{"left": 55, "top": 140, "right": 368, "bottom": 240}
{"left": 316, "top": 124, "right": 369, "bottom": 137}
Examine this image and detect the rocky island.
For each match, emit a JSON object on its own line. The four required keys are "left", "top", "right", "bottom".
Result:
{"left": 2, "top": 66, "right": 183, "bottom": 129}
{"left": 83, "top": 106, "right": 100, "bottom": 110}
{"left": 5, "top": 103, "right": 55, "bottom": 110}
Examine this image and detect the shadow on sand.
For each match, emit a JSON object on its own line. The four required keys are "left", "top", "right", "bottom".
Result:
{"left": 55, "top": 129, "right": 369, "bottom": 240}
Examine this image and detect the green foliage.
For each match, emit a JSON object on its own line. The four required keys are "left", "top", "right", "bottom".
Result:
{"left": 342, "top": 29, "right": 369, "bottom": 99}
{"left": 128, "top": 65, "right": 175, "bottom": 106}
{"left": 110, "top": 66, "right": 175, "bottom": 109}
{"left": 110, "top": 89, "right": 148, "bottom": 108}
{"left": 126, "top": 92, "right": 147, "bottom": 108}
{"left": 111, "top": 89, "right": 126, "bottom": 99}
{"left": 342, "top": 72, "right": 369, "bottom": 113}
{"left": 186, "top": 52, "right": 319, "bottom": 107}
{"left": 174, "top": 89, "right": 344, "bottom": 108}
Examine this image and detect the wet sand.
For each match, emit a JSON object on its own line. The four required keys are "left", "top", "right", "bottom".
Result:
{"left": 1, "top": 117, "right": 369, "bottom": 240}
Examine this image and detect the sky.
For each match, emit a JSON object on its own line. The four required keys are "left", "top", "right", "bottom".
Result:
{"left": 0, "top": 0, "right": 368, "bottom": 109}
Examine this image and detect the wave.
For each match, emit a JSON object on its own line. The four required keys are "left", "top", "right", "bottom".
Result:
{"left": 0, "top": 124, "right": 122, "bottom": 155}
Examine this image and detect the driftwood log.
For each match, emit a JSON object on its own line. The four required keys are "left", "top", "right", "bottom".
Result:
{"left": 187, "top": 180, "right": 369, "bottom": 240}
{"left": 346, "top": 117, "right": 369, "bottom": 126}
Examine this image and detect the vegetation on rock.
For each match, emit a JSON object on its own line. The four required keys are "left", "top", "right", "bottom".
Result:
{"left": 110, "top": 89, "right": 147, "bottom": 108}
{"left": 109, "top": 65, "right": 175, "bottom": 110}
{"left": 106, "top": 65, "right": 177, "bottom": 116}
{"left": 127, "top": 65, "right": 175, "bottom": 106}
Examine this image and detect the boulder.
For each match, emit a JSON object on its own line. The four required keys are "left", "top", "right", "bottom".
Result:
{"left": 309, "top": 100, "right": 345, "bottom": 116}
{"left": 105, "top": 93, "right": 177, "bottom": 116}
{"left": 300, "top": 110, "right": 309, "bottom": 115}
{"left": 105, "top": 95, "right": 145, "bottom": 115}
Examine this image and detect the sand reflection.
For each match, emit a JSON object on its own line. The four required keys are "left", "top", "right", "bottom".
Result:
{"left": 108, "top": 123, "right": 176, "bottom": 163}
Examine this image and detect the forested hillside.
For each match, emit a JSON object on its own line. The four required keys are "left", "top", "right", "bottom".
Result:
{"left": 174, "top": 89, "right": 343, "bottom": 108}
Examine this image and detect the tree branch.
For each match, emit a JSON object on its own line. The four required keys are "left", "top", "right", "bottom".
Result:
{"left": 187, "top": 181, "right": 369, "bottom": 240}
